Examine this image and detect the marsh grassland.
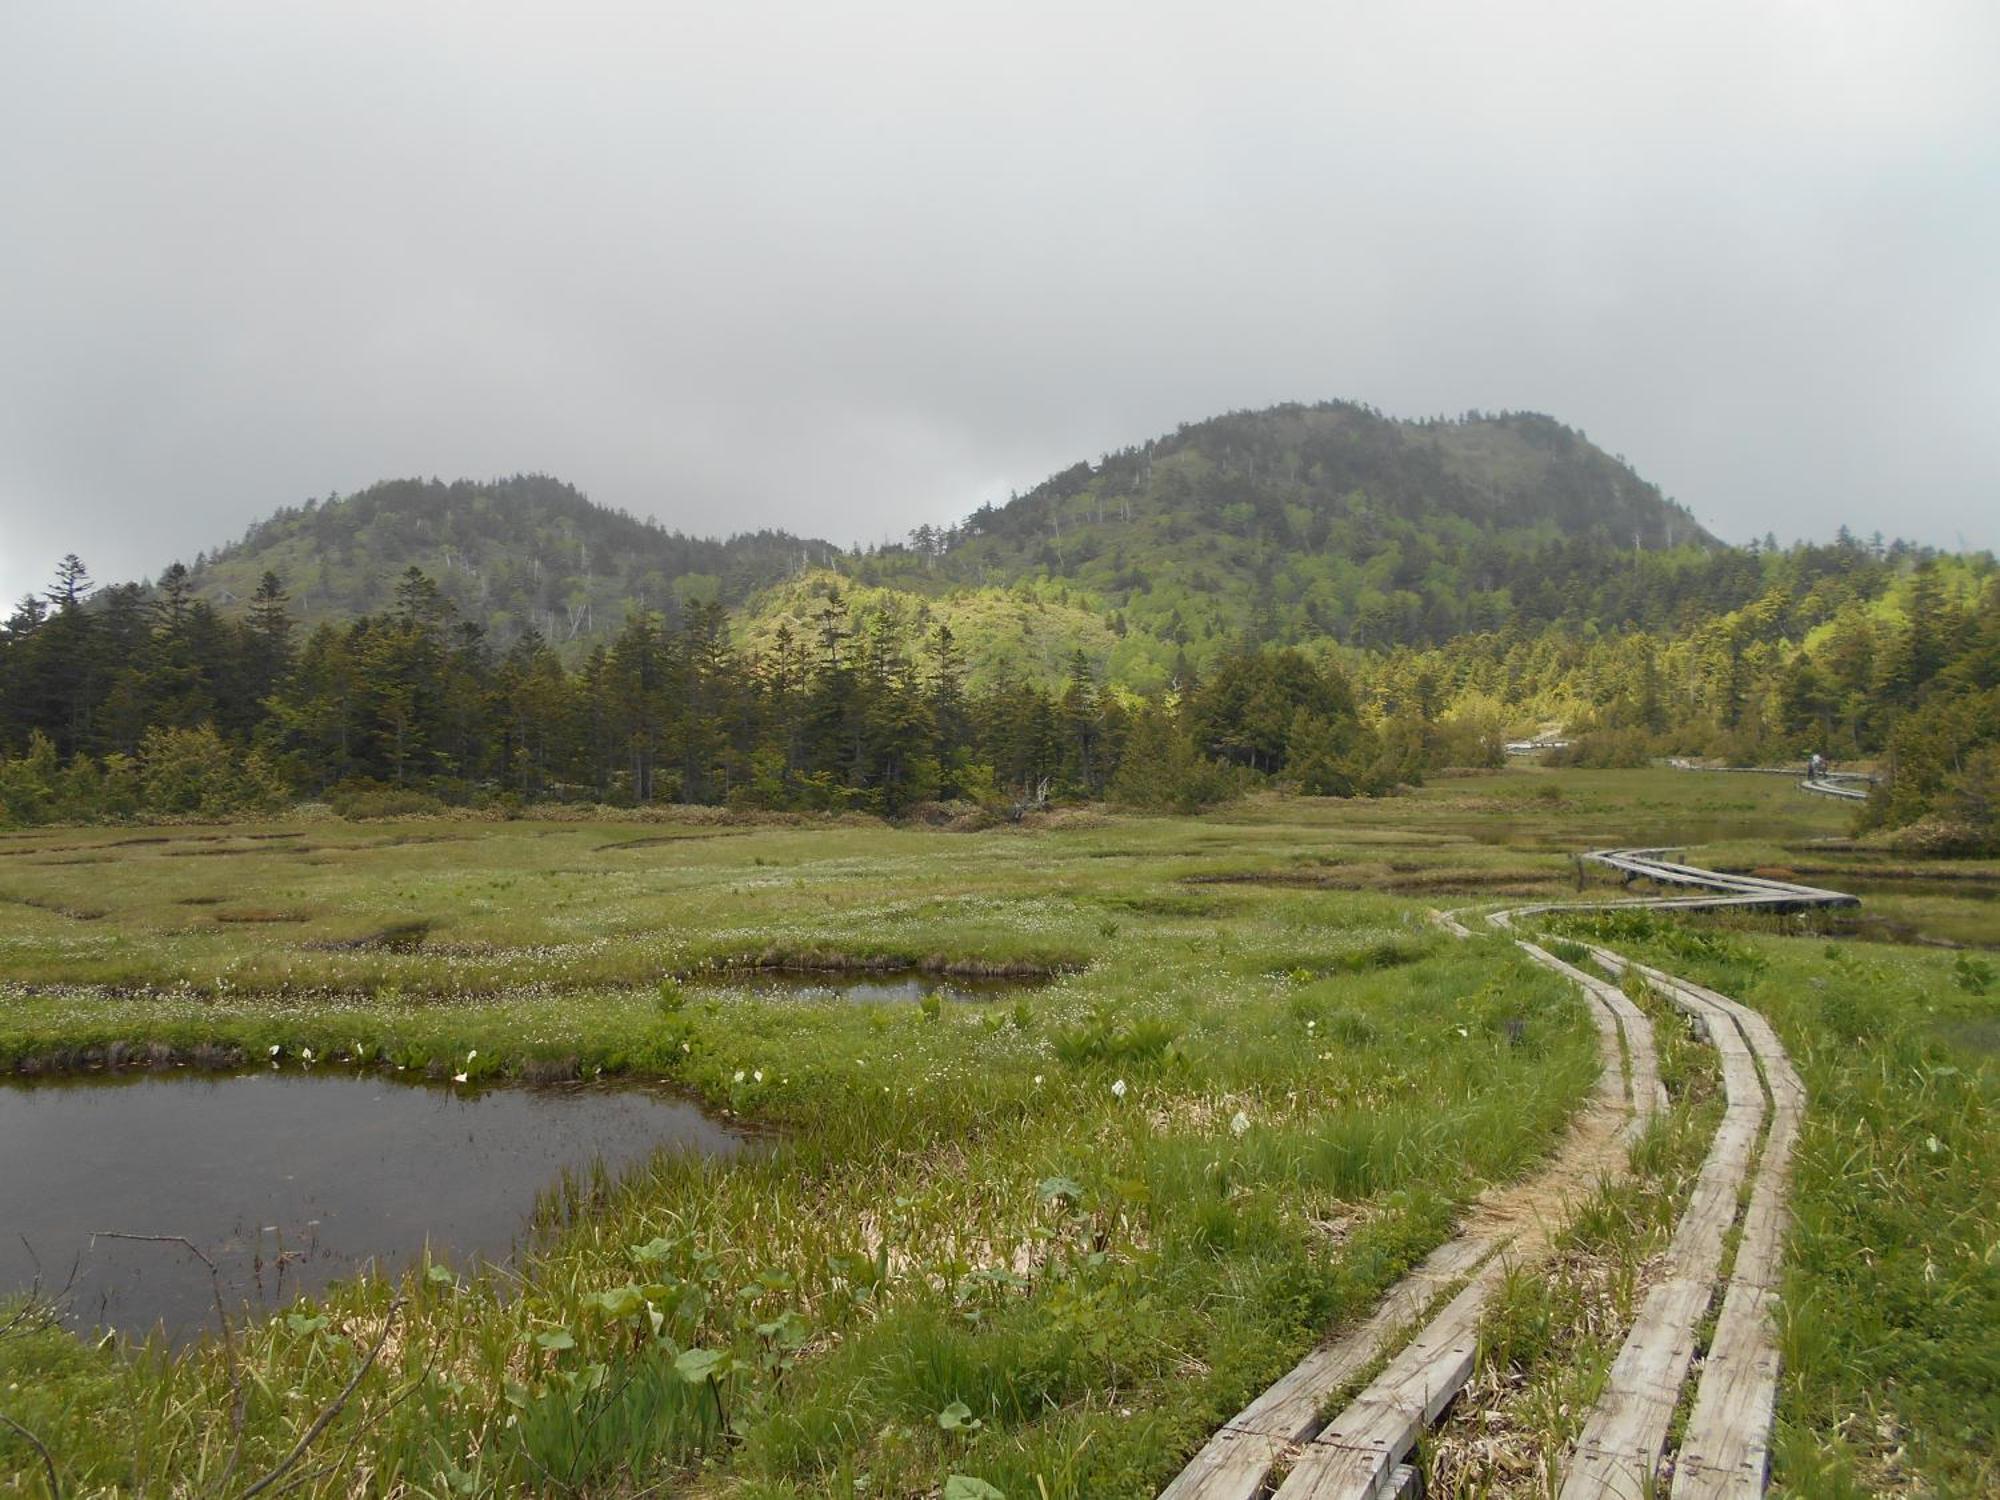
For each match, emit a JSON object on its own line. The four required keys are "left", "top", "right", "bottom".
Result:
{"left": 1, "top": 768, "right": 1993, "bottom": 1497}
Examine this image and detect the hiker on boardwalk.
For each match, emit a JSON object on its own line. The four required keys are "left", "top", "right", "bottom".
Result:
{"left": 1808, "top": 752, "right": 1825, "bottom": 781}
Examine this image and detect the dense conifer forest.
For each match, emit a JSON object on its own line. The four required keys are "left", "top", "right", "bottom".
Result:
{"left": 2, "top": 403, "right": 1995, "bottom": 847}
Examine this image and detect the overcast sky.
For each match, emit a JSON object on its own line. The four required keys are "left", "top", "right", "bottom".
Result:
{"left": 2, "top": 1, "right": 1995, "bottom": 607}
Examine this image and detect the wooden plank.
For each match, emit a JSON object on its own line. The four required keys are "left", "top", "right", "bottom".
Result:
{"left": 1661, "top": 971, "right": 1802, "bottom": 1499}
{"left": 1160, "top": 903, "right": 1663, "bottom": 1500}
{"left": 1514, "top": 938, "right": 1665, "bottom": 1130}
{"left": 1164, "top": 916, "right": 1659, "bottom": 1500}
{"left": 1507, "top": 845, "right": 1826, "bottom": 1497}
{"left": 1272, "top": 1264, "right": 1502, "bottom": 1498}
{"left": 1613, "top": 956, "right": 1802, "bottom": 1500}
{"left": 1556, "top": 941, "right": 1670, "bottom": 1121}
{"left": 1672, "top": 1283, "right": 1781, "bottom": 1498}
{"left": 1558, "top": 986, "right": 1764, "bottom": 1499}
{"left": 1580, "top": 849, "right": 1855, "bottom": 908}
{"left": 1236, "top": 1236, "right": 1491, "bottom": 1437}
{"left": 1158, "top": 1428, "right": 1295, "bottom": 1500}
{"left": 1561, "top": 1275, "right": 1714, "bottom": 1496}
{"left": 1159, "top": 1235, "right": 1492, "bottom": 1499}
{"left": 1608, "top": 993, "right": 1669, "bottom": 1123}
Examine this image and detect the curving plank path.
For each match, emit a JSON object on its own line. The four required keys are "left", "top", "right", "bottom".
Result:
{"left": 1663, "top": 754, "right": 1876, "bottom": 805}
{"left": 1159, "top": 841, "right": 1848, "bottom": 1500}
{"left": 1161, "top": 913, "right": 1660, "bottom": 1500}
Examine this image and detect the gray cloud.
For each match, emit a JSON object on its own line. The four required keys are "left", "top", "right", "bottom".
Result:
{"left": 3, "top": 1, "right": 1995, "bottom": 606}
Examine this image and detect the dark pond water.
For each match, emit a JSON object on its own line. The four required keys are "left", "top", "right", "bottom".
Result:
{"left": 718, "top": 970, "right": 1040, "bottom": 1004}
{"left": 0, "top": 1071, "right": 746, "bottom": 1340}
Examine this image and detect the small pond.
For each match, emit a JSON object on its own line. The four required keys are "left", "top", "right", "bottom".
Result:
{"left": 716, "top": 970, "right": 1041, "bottom": 1005}
{"left": 0, "top": 1071, "right": 746, "bottom": 1340}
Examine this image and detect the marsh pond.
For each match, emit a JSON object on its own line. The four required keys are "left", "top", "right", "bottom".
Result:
{"left": 0, "top": 1071, "right": 747, "bottom": 1339}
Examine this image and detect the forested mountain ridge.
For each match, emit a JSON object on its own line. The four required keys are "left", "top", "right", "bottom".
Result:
{"left": 4, "top": 400, "right": 1995, "bottom": 847}
{"left": 184, "top": 474, "right": 836, "bottom": 646}
{"left": 837, "top": 404, "right": 1728, "bottom": 662}
{"left": 166, "top": 405, "right": 1723, "bottom": 676}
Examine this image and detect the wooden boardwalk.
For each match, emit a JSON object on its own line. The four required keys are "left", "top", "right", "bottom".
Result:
{"left": 1556, "top": 948, "right": 1774, "bottom": 1499}
{"left": 1665, "top": 755, "right": 1875, "bottom": 805}
{"left": 1161, "top": 915, "right": 1659, "bottom": 1500}
{"left": 1157, "top": 842, "right": 1847, "bottom": 1499}
{"left": 1796, "top": 774, "right": 1871, "bottom": 803}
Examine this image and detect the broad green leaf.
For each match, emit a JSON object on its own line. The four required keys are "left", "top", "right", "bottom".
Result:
{"left": 674, "top": 1346, "right": 726, "bottom": 1385}
{"left": 755, "top": 1310, "right": 810, "bottom": 1347}
{"left": 937, "top": 1399, "right": 983, "bottom": 1432}
{"left": 587, "top": 1285, "right": 647, "bottom": 1319}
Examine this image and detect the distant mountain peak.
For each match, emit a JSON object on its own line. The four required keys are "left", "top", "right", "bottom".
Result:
{"left": 172, "top": 401, "right": 1717, "bottom": 671}
{"left": 186, "top": 474, "right": 837, "bottom": 647}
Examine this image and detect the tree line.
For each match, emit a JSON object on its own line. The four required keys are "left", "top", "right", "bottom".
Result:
{"left": 1354, "top": 563, "right": 1999, "bottom": 849}
{"left": 4, "top": 548, "right": 1993, "bottom": 849}
{"left": 0, "top": 558, "right": 1420, "bottom": 823}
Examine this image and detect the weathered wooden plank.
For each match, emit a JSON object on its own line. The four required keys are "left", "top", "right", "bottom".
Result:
{"left": 1159, "top": 1233, "right": 1493, "bottom": 1499}
{"left": 1514, "top": 942, "right": 1629, "bottom": 1112}
{"left": 1559, "top": 944, "right": 1667, "bottom": 1122}
{"left": 1272, "top": 1264, "right": 1501, "bottom": 1498}
{"left": 1160, "top": 907, "right": 1664, "bottom": 1500}
{"left": 1798, "top": 776, "right": 1870, "bottom": 801}
{"left": 1558, "top": 982, "right": 1765, "bottom": 1499}
{"left": 1579, "top": 849, "right": 1857, "bottom": 909}
{"left": 1561, "top": 1274, "right": 1715, "bottom": 1496}
{"left": 1238, "top": 1236, "right": 1491, "bottom": 1436}
{"left": 1191, "top": 921, "right": 1658, "bottom": 1500}
{"left": 1660, "top": 1066, "right": 1760, "bottom": 1276}
{"left": 1672, "top": 1283, "right": 1781, "bottom": 1498}
{"left": 1660, "top": 968, "right": 1802, "bottom": 1499}
{"left": 1516, "top": 846, "right": 1826, "bottom": 1496}
{"left": 1158, "top": 1428, "right": 1295, "bottom": 1500}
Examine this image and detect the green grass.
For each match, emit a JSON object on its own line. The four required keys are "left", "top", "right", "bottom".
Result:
{"left": 0, "top": 766, "right": 1992, "bottom": 1497}
{"left": 0, "top": 792, "right": 1603, "bottom": 1498}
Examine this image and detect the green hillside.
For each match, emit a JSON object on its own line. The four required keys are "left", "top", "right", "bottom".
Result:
{"left": 841, "top": 404, "right": 1729, "bottom": 666}
{"left": 172, "top": 404, "right": 1740, "bottom": 693}
{"left": 4, "top": 400, "right": 1995, "bottom": 840}
{"left": 185, "top": 474, "right": 833, "bottom": 647}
